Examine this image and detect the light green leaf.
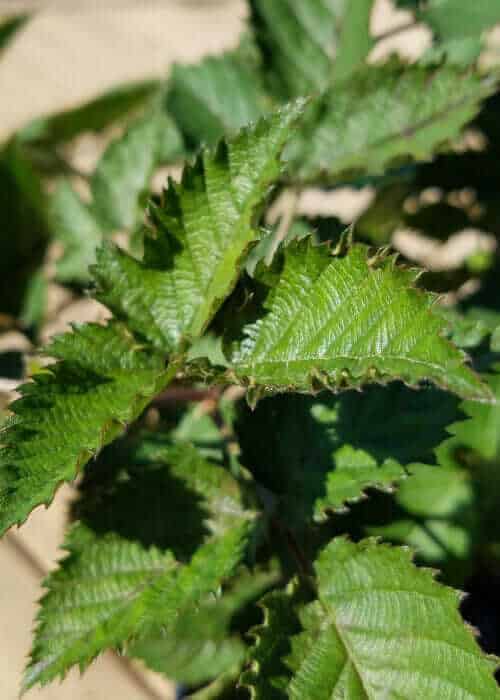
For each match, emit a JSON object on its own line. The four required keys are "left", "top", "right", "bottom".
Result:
{"left": 167, "top": 42, "right": 269, "bottom": 147}
{"left": 443, "top": 366, "right": 500, "bottom": 548}
{"left": 90, "top": 109, "right": 180, "bottom": 232}
{"left": 128, "top": 570, "right": 274, "bottom": 686}
{"left": 492, "top": 326, "right": 500, "bottom": 352}
{"left": 93, "top": 101, "right": 305, "bottom": 353}
{"left": 291, "top": 539, "right": 499, "bottom": 698}
{"left": 227, "top": 241, "right": 490, "bottom": 402}
{"left": 289, "top": 61, "right": 496, "bottom": 184}
{"left": 50, "top": 180, "right": 102, "bottom": 283}
{"left": 129, "top": 599, "right": 245, "bottom": 686}
{"left": 439, "top": 306, "right": 500, "bottom": 351}
{"left": 449, "top": 367, "right": 500, "bottom": 461}
{"left": 367, "top": 464, "right": 476, "bottom": 580}
{"left": 421, "top": 0, "right": 500, "bottom": 65}
{"left": 0, "top": 323, "right": 171, "bottom": 535}
{"left": 249, "top": 0, "right": 374, "bottom": 99}
{"left": 245, "top": 538, "right": 499, "bottom": 698}
{"left": 50, "top": 109, "right": 183, "bottom": 282}
{"left": 330, "top": 0, "right": 375, "bottom": 84}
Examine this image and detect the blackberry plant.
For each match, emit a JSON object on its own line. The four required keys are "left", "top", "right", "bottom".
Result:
{"left": 2, "top": 2, "right": 500, "bottom": 697}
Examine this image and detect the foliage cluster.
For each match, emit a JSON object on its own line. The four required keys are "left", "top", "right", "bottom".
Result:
{"left": 2, "top": 2, "right": 500, "bottom": 697}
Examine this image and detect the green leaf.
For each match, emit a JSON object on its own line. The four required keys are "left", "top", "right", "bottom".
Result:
{"left": 90, "top": 109, "right": 179, "bottom": 232}
{"left": 439, "top": 307, "right": 500, "bottom": 351}
{"left": 420, "top": 0, "right": 500, "bottom": 65}
{"left": 0, "top": 13, "right": 29, "bottom": 54}
{"left": 50, "top": 109, "right": 183, "bottom": 282}
{"left": 128, "top": 570, "right": 273, "bottom": 686}
{"left": 444, "top": 367, "right": 500, "bottom": 548}
{"left": 0, "top": 323, "right": 171, "bottom": 535}
{"left": 0, "top": 140, "right": 49, "bottom": 316}
{"left": 227, "top": 241, "right": 489, "bottom": 402}
{"left": 237, "top": 383, "right": 458, "bottom": 525}
{"left": 289, "top": 61, "right": 496, "bottom": 184}
{"left": 19, "top": 268, "right": 48, "bottom": 330}
{"left": 93, "top": 101, "right": 305, "bottom": 353}
{"left": 129, "top": 598, "right": 245, "bottom": 686}
{"left": 240, "top": 585, "right": 303, "bottom": 699}
{"left": 24, "top": 439, "right": 255, "bottom": 688}
{"left": 25, "top": 522, "right": 250, "bottom": 689}
{"left": 249, "top": 0, "right": 374, "bottom": 100}
{"left": 74, "top": 436, "right": 253, "bottom": 557}
{"left": 246, "top": 538, "right": 499, "bottom": 698}
{"left": 367, "top": 464, "right": 476, "bottom": 581}
{"left": 167, "top": 42, "right": 269, "bottom": 147}
{"left": 50, "top": 180, "right": 102, "bottom": 283}
{"left": 449, "top": 367, "right": 500, "bottom": 461}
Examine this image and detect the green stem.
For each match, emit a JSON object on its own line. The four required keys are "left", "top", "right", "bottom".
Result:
{"left": 187, "top": 665, "right": 240, "bottom": 699}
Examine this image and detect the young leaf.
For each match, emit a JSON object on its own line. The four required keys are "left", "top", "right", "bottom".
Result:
{"left": 227, "top": 241, "right": 489, "bottom": 402}
{"left": 288, "top": 61, "right": 496, "bottom": 184}
{"left": 249, "top": 0, "right": 374, "bottom": 99}
{"left": 237, "top": 384, "right": 458, "bottom": 525}
{"left": 90, "top": 109, "right": 182, "bottom": 232}
{"left": 50, "top": 180, "right": 102, "bottom": 283}
{"left": 245, "top": 539, "right": 499, "bottom": 698}
{"left": 50, "top": 109, "right": 183, "bottom": 282}
{"left": 0, "top": 323, "right": 171, "bottom": 535}
{"left": 93, "top": 101, "right": 305, "bottom": 353}
{"left": 449, "top": 366, "right": 500, "bottom": 461}
{"left": 167, "top": 42, "right": 269, "bottom": 147}
{"left": 420, "top": 0, "right": 500, "bottom": 65}
{"left": 25, "top": 439, "right": 255, "bottom": 688}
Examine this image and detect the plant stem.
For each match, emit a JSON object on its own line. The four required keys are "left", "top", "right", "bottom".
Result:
{"left": 374, "top": 20, "right": 418, "bottom": 43}
{"left": 186, "top": 666, "right": 240, "bottom": 699}
{"left": 265, "top": 187, "right": 300, "bottom": 265}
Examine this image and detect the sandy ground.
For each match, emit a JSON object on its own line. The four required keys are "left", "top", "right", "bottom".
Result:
{"left": 0, "top": 1, "right": 423, "bottom": 698}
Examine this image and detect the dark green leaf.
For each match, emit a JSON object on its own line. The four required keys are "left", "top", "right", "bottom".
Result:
{"left": 0, "top": 323, "right": 171, "bottom": 535}
{"left": 249, "top": 0, "right": 374, "bottom": 100}
{"left": 237, "top": 383, "right": 458, "bottom": 525}
{"left": 0, "top": 140, "right": 49, "bottom": 316}
{"left": 0, "top": 13, "right": 29, "bottom": 54}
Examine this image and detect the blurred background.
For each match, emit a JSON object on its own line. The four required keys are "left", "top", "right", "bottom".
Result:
{"left": 0, "top": 1, "right": 491, "bottom": 698}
